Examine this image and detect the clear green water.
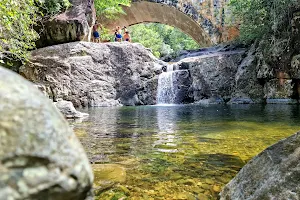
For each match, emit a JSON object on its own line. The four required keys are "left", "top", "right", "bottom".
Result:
{"left": 74, "top": 104, "right": 300, "bottom": 200}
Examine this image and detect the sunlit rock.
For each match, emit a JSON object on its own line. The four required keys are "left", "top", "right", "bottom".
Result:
{"left": 20, "top": 42, "right": 165, "bottom": 107}
{"left": 54, "top": 100, "right": 89, "bottom": 118}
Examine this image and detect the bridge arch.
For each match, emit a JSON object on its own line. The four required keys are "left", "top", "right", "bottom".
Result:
{"left": 100, "top": 0, "right": 225, "bottom": 46}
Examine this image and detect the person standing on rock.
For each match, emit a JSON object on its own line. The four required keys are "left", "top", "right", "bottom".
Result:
{"left": 123, "top": 30, "right": 131, "bottom": 42}
{"left": 93, "top": 21, "right": 102, "bottom": 43}
{"left": 115, "top": 26, "right": 123, "bottom": 42}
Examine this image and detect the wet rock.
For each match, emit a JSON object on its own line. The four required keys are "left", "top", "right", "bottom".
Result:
{"left": 220, "top": 131, "right": 300, "bottom": 200}
{"left": 228, "top": 97, "right": 256, "bottom": 104}
{"left": 291, "top": 54, "right": 300, "bottom": 78}
{"left": 0, "top": 66, "right": 93, "bottom": 200}
{"left": 157, "top": 69, "right": 192, "bottom": 104}
{"left": 54, "top": 100, "right": 89, "bottom": 118}
{"left": 264, "top": 79, "right": 294, "bottom": 99}
{"left": 197, "top": 193, "right": 209, "bottom": 200}
{"left": 179, "top": 51, "right": 244, "bottom": 102}
{"left": 21, "top": 42, "right": 165, "bottom": 107}
{"left": 194, "top": 97, "right": 225, "bottom": 104}
{"left": 212, "top": 185, "right": 221, "bottom": 193}
{"left": 231, "top": 43, "right": 264, "bottom": 103}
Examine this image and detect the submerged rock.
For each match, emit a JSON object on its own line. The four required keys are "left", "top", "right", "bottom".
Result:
{"left": 220, "top": 131, "right": 300, "bottom": 200}
{"left": 21, "top": 42, "right": 164, "bottom": 107}
{"left": 0, "top": 66, "right": 93, "bottom": 199}
{"left": 93, "top": 164, "right": 126, "bottom": 194}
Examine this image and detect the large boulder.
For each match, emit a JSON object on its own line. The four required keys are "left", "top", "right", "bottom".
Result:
{"left": 0, "top": 66, "right": 93, "bottom": 199}
{"left": 220, "top": 132, "right": 300, "bottom": 200}
{"left": 20, "top": 42, "right": 164, "bottom": 107}
{"left": 36, "top": 0, "right": 96, "bottom": 48}
{"left": 177, "top": 51, "right": 244, "bottom": 102}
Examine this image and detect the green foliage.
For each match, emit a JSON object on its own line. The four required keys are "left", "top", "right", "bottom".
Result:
{"left": 0, "top": 0, "right": 39, "bottom": 63}
{"left": 0, "top": 0, "right": 71, "bottom": 65}
{"left": 228, "top": 0, "right": 298, "bottom": 43}
{"left": 129, "top": 23, "right": 200, "bottom": 58}
{"left": 36, "top": 0, "right": 71, "bottom": 16}
{"left": 94, "top": 0, "right": 130, "bottom": 20}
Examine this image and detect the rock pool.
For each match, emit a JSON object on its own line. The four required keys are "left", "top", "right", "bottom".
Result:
{"left": 74, "top": 104, "right": 300, "bottom": 200}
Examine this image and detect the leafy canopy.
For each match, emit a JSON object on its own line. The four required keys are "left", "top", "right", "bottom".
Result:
{"left": 94, "top": 0, "right": 131, "bottom": 20}
{"left": 129, "top": 23, "right": 200, "bottom": 58}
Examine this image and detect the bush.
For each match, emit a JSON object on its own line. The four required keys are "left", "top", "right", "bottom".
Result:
{"left": 0, "top": 0, "right": 71, "bottom": 65}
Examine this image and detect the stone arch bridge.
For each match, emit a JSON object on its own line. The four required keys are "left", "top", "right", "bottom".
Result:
{"left": 100, "top": 0, "right": 239, "bottom": 46}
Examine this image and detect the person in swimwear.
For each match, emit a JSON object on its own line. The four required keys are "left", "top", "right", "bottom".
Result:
{"left": 123, "top": 31, "right": 131, "bottom": 42}
{"left": 115, "top": 26, "right": 122, "bottom": 42}
{"left": 93, "top": 21, "right": 102, "bottom": 43}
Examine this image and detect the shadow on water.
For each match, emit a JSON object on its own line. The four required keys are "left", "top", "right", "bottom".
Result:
{"left": 74, "top": 104, "right": 300, "bottom": 200}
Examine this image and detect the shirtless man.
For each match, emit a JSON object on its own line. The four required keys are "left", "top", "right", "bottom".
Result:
{"left": 93, "top": 21, "right": 102, "bottom": 43}
{"left": 123, "top": 31, "right": 131, "bottom": 42}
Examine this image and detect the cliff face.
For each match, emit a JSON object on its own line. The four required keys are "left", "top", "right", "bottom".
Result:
{"left": 20, "top": 42, "right": 165, "bottom": 107}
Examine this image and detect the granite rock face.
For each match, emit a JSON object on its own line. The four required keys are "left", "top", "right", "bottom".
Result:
{"left": 229, "top": 44, "right": 264, "bottom": 104}
{"left": 20, "top": 42, "right": 164, "bottom": 107}
{"left": 0, "top": 66, "right": 93, "bottom": 199}
{"left": 36, "top": 0, "right": 96, "bottom": 48}
{"left": 177, "top": 51, "right": 245, "bottom": 103}
{"left": 220, "top": 131, "right": 300, "bottom": 200}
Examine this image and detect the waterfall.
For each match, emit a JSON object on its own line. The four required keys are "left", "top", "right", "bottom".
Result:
{"left": 157, "top": 71, "right": 176, "bottom": 104}
{"left": 157, "top": 66, "right": 191, "bottom": 104}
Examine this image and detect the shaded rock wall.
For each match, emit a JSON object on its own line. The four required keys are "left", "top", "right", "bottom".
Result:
{"left": 178, "top": 51, "right": 244, "bottom": 103}
{"left": 20, "top": 42, "right": 165, "bottom": 107}
{"left": 0, "top": 66, "right": 93, "bottom": 199}
{"left": 36, "top": 0, "right": 96, "bottom": 48}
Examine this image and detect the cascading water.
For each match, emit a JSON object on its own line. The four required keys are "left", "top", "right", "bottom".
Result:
{"left": 156, "top": 65, "right": 191, "bottom": 104}
{"left": 157, "top": 71, "right": 176, "bottom": 104}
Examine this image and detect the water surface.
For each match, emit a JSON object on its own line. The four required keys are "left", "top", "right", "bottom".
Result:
{"left": 74, "top": 104, "right": 300, "bottom": 200}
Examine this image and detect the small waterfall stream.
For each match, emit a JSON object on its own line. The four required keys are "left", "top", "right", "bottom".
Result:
{"left": 156, "top": 65, "right": 191, "bottom": 104}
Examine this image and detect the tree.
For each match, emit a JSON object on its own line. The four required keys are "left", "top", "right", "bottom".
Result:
{"left": 228, "top": 0, "right": 298, "bottom": 43}
{"left": 129, "top": 23, "right": 200, "bottom": 58}
{"left": 94, "top": 0, "right": 131, "bottom": 21}
{"left": 0, "top": 0, "right": 70, "bottom": 65}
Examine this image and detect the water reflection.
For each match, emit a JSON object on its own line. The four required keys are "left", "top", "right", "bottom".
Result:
{"left": 154, "top": 107, "right": 179, "bottom": 153}
{"left": 75, "top": 104, "right": 300, "bottom": 199}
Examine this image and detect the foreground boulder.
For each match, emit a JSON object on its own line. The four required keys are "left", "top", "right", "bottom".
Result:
{"left": 20, "top": 42, "right": 164, "bottom": 107}
{"left": 220, "top": 132, "right": 300, "bottom": 200}
{"left": 0, "top": 67, "right": 93, "bottom": 199}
